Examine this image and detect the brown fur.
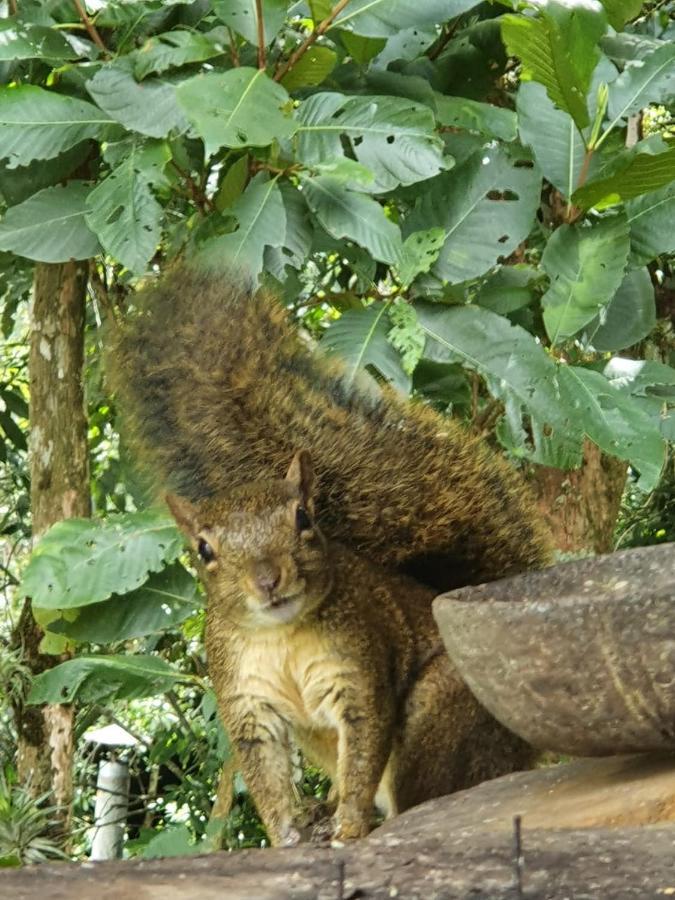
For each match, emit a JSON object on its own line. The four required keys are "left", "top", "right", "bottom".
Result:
{"left": 109, "top": 267, "right": 553, "bottom": 592}
{"left": 169, "top": 455, "right": 534, "bottom": 845}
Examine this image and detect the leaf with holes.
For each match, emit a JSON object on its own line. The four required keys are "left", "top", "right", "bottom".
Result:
{"left": 435, "top": 95, "right": 517, "bottom": 141}
{"left": 213, "top": 0, "right": 287, "bottom": 46}
{"left": 87, "top": 60, "right": 187, "bottom": 139}
{"left": 333, "top": 0, "right": 482, "bottom": 38}
{"left": 541, "top": 213, "right": 630, "bottom": 344}
{"left": 295, "top": 92, "right": 445, "bottom": 193}
{"left": 0, "top": 85, "right": 110, "bottom": 168}
{"left": 395, "top": 228, "right": 445, "bottom": 287}
{"left": 134, "top": 29, "right": 225, "bottom": 79}
{"left": 302, "top": 175, "right": 403, "bottom": 265}
{"left": 321, "top": 304, "right": 410, "bottom": 393}
{"left": 86, "top": 149, "right": 163, "bottom": 273}
{"left": 626, "top": 181, "right": 675, "bottom": 265}
{"left": 20, "top": 509, "right": 183, "bottom": 609}
{"left": 573, "top": 146, "right": 675, "bottom": 210}
{"left": 408, "top": 146, "right": 542, "bottom": 284}
{"left": 281, "top": 46, "right": 337, "bottom": 92}
{"left": 0, "top": 21, "right": 80, "bottom": 62}
{"left": 417, "top": 303, "right": 582, "bottom": 469}
{"left": 46, "top": 563, "right": 200, "bottom": 643}
{"left": 559, "top": 365, "right": 665, "bottom": 490}
{"left": 502, "top": 0, "right": 607, "bottom": 130}
{"left": 198, "top": 173, "right": 285, "bottom": 282}
{"left": 0, "top": 182, "right": 100, "bottom": 262}
{"left": 177, "top": 68, "right": 297, "bottom": 155}
{"left": 605, "top": 43, "right": 675, "bottom": 134}
{"left": 27, "top": 655, "right": 192, "bottom": 705}
{"left": 585, "top": 267, "right": 655, "bottom": 351}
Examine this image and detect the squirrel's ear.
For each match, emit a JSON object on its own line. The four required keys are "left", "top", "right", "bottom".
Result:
{"left": 285, "top": 450, "right": 315, "bottom": 506}
{"left": 165, "top": 493, "right": 200, "bottom": 539}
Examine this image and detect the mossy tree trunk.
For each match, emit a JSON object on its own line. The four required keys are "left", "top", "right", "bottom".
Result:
{"left": 12, "top": 260, "right": 90, "bottom": 834}
{"left": 533, "top": 441, "right": 627, "bottom": 555}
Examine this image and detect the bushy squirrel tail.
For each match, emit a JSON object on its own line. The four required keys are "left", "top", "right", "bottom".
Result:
{"left": 109, "top": 267, "right": 552, "bottom": 590}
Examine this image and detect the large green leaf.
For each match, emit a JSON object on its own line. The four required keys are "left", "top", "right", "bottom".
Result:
{"left": 85, "top": 146, "right": 163, "bottom": 273}
{"left": 280, "top": 46, "right": 337, "bottom": 92}
{"left": 0, "top": 21, "right": 80, "bottom": 62}
{"left": 474, "top": 265, "right": 539, "bottom": 316}
{"left": 573, "top": 146, "right": 675, "bottom": 210}
{"left": 395, "top": 229, "right": 445, "bottom": 287}
{"left": 626, "top": 181, "right": 675, "bottom": 265}
{"left": 409, "top": 147, "right": 542, "bottom": 284}
{"left": 585, "top": 267, "right": 655, "bottom": 351}
{"left": 27, "top": 654, "right": 192, "bottom": 705}
{"left": 416, "top": 303, "right": 582, "bottom": 468}
{"left": 47, "top": 564, "right": 200, "bottom": 643}
{"left": 20, "top": 509, "right": 183, "bottom": 609}
{"left": 176, "top": 68, "right": 297, "bottom": 156}
{"left": 134, "top": 29, "right": 225, "bottom": 79}
{"left": 435, "top": 94, "right": 517, "bottom": 142}
{"left": 0, "top": 84, "right": 109, "bottom": 168}
{"left": 213, "top": 0, "right": 287, "bottom": 46}
{"left": 604, "top": 43, "right": 675, "bottom": 138}
{"left": 517, "top": 82, "right": 585, "bottom": 199}
{"left": 301, "top": 175, "right": 403, "bottom": 265}
{"left": 0, "top": 182, "right": 100, "bottom": 262}
{"left": 321, "top": 304, "right": 410, "bottom": 393}
{"left": 333, "top": 0, "right": 481, "bottom": 37}
{"left": 86, "top": 60, "right": 187, "bottom": 139}
{"left": 559, "top": 365, "right": 665, "bottom": 490}
{"left": 599, "top": 0, "right": 643, "bottom": 29}
{"left": 541, "top": 213, "right": 630, "bottom": 344}
{"left": 502, "top": 0, "right": 606, "bottom": 130}
{"left": 0, "top": 144, "right": 90, "bottom": 207}
{"left": 295, "top": 92, "right": 445, "bottom": 193}
{"left": 604, "top": 358, "right": 675, "bottom": 443}
{"left": 198, "top": 173, "right": 285, "bottom": 282}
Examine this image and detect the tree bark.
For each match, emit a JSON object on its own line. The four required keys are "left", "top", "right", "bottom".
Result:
{"left": 12, "top": 260, "right": 90, "bottom": 834}
{"left": 532, "top": 440, "right": 627, "bottom": 555}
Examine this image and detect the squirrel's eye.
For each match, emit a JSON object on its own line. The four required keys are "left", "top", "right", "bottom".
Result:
{"left": 295, "top": 507, "right": 312, "bottom": 532}
{"left": 198, "top": 538, "right": 215, "bottom": 563}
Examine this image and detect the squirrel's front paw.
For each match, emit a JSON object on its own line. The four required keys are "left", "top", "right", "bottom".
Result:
{"left": 279, "top": 825, "right": 301, "bottom": 847}
{"left": 331, "top": 814, "right": 370, "bottom": 842}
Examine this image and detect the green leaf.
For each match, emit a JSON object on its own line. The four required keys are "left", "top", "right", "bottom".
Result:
{"left": 20, "top": 509, "right": 183, "bottom": 609}
{"left": 604, "top": 43, "right": 675, "bottom": 138}
{"left": 301, "top": 175, "right": 403, "bottom": 265}
{"left": 0, "top": 182, "right": 100, "bottom": 263}
{"left": 434, "top": 94, "right": 517, "bottom": 141}
{"left": 374, "top": 28, "right": 436, "bottom": 67}
{"left": 559, "top": 365, "right": 665, "bottom": 490}
{"left": 213, "top": 0, "right": 287, "bottom": 46}
{"left": 0, "top": 143, "right": 90, "bottom": 206}
{"left": 626, "top": 181, "right": 675, "bottom": 265}
{"left": 85, "top": 147, "right": 163, "bottom": 273}
{"left": 604, "top": 357, "right": 675, "bottom": 397}
{"left": 333, "top": 0, "right": 481, "bottom": 38}
{"left": 142, "top": 825, "right": 199, "bottom": 859}
{"left": 214, "top": 155, "right": 249, "bottom": 211}
{"left": 27, "top": 654, "right": 191, "bottom": 705}
{"left": 134, "top": 29, "right": 225, "bottom": 79}
{"left": 0, "top": 409, "right": 26, "bottom": 451}
{"left": 0, "top": 84, "right": 109, "bottom": 168}
{"left": 474, "top": 265, "right": 539, "bottom": 315}
{"left": 517, "top": 82, "right": 585, "bottom": 200}
{"left": 295, "top": 92, "right": 445, "bottom": 193}
{"left": 387, "top": 302, "right": 425, "bottom": 376}
{"left": 0, "top": 21, "right": 79, "bottom": 62}
{"left": 502, "top": 0, "right": 607, "bottom": 130}
{"left": 573, "top": 147, "right": 675, "bottom": 210}
{"left": 176, "top": 68, "right": 297, "bottom": 155}
{"left": 585, "top": 267, "right": 655, "bottom": 351}
{"left": 409, "top": 146, "right": 542, "bottom": 284}
{"left": 198, "top": 173, "right": 285, "bottom": 282}
{"left": 541, "top": 213, "right": 630, "bottom": 344}
{"left": 339, "top": 32, "right": 386, "bottom": 64}
{"left": 280, "top": 46, "right": 337, "bottom": 92}
{"left": 321, "top": 304, "right": 410, "bottom": 393}
{"left": 86, "top": 60, "right": 188, "bottom": 139}
{"left": 599, "top": 0, "right": 642, "bottom": 29}
{"left": 47, "top": 563, "right": 200, "bottom": 643}
{"left": 395, "top": 228, "right": 445, "bottom": 287}
{"left": 417, "top": 303, "right": 582, "bottom": 468}
{"left": 276, "top": 182, "right": 312, "bottom": 270}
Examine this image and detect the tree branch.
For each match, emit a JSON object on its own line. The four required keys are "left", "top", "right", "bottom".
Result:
{"left": 255, "top": 0, "right": 266, "bottom": 69}
{"left": 274, "top": 0, "right": 350, "bottom": 83}
{"left": 72, "top": 0, "right": 108, "bottom": 57}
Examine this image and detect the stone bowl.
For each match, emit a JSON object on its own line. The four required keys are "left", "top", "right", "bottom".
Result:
{"left": 433, "top": 542, "right": 675, "bottom": 757}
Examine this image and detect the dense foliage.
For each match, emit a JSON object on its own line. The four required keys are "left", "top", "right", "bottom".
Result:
{"left": 0, "top": 0, "right": 672, "bottom": 858}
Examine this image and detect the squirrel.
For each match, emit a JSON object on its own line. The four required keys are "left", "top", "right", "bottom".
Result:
{"left": 109, "top": 267, "right": 551, "bottom": 844}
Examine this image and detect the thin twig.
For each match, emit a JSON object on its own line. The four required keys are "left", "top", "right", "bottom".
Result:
{"left": 169, "top": 160, "right": 214, "bottom": 212}
{"left": 227, "top": 27, "right": 240, "bottom": 66}
{"left": 274, "top": 0, "right": 350, "bottom": 83}
{"left": 8, "top": 0, "right": 17, "bottom": 15}
{"left": 255, "top": 0, "right": 266, "bottom": 69}
{"left": 72, "top": 0, "right": 108, "bottom": 57}
{"left": 512, "top": 815, "right": 524, "bottom": 900}
{"left": 426, "top": 18, "right": 462, "bottom": 61}
{"left": 336, "top": 858, "right": 346, "bottom": 900}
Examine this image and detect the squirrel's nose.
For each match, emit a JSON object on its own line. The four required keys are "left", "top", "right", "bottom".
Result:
{"left": 253, "top": 562, "right": 281, "bottom": 596}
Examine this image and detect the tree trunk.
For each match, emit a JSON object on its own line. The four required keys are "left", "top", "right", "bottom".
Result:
{"left": 532, "top": 440, "right": 627, "bottom": 555}
{"left": 12, "top": 260, "right": 90, "bottom": 834}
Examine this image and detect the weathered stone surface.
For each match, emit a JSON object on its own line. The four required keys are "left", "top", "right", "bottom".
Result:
{"left": 5, "top": 755, "right": 675, "bottom": 899}
{"left": 433, "top": 542, "right": 675, "bottom": 756}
